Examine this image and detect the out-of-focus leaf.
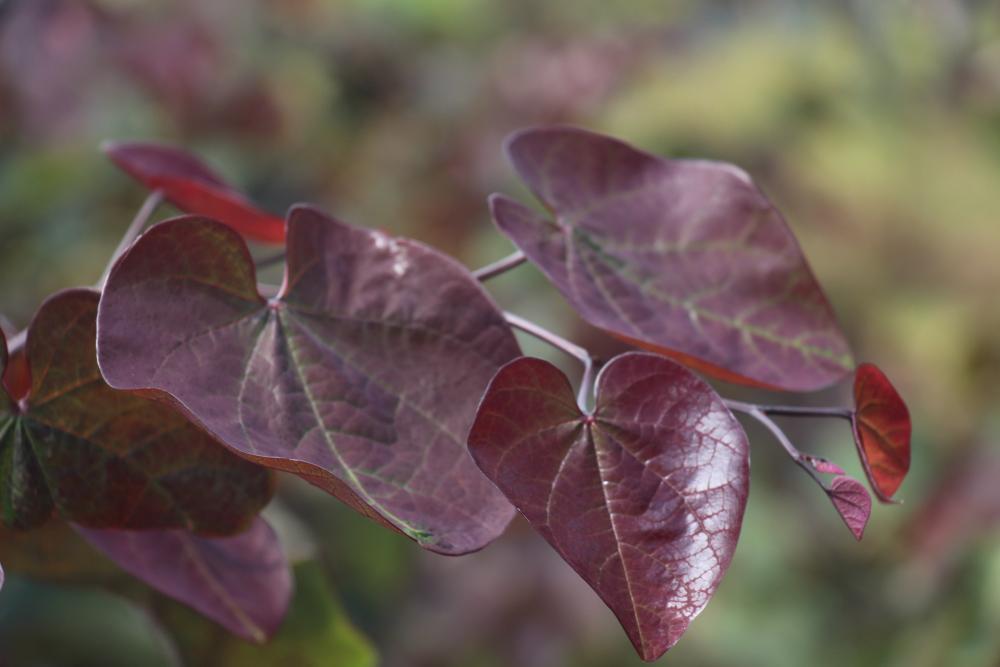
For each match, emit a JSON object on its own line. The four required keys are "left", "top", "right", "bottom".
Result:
{"left": 0, "top": 289, "right": 273, "bottom": 532}
{"left": 852, "top": 362, "right": 911, "bottom": 501}
{"left": 160, "top": 561, "right": 376, "bottom": 666}
{"left": 98, "top": 209, "right": 519, "bottom": 555}
{"left": 103, "top": 141, "right": 286, "bottom": 244}
{"left": 77, "top": 517, "right": 292, "bottom": 643}
{"left": 491, "top": 126, "right": 853, "bottom": 391}
{"left": 826, "top": 475, "right": 871, "bottom": 541}
{"left": 468, "top": 352, "right": 750, "bottom": 661}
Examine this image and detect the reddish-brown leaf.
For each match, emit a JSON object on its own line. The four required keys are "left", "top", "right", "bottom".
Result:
{"left": 826, "top": 475, "right": 871, "bottom": 541}
{"left": 103, "top": 141, "right": 286, "bottom": 244}
{"left": 491, "top": 126, "right": 853, "bottom": 391}
{"left": 0, "top": 289, "right": 273, "bottom": 532}
{"left": 76, "top": 517, "right": 292, "bottom": 642}
{"left": 468, "top": 352, "right": 750, "bottom": 661}
{"left": 852, "top": 363, "right": 911, "bottom": 502}
{"left": 98, "top": 209, "right": 519, "bottom": 555}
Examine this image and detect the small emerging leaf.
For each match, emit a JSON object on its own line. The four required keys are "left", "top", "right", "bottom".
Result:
{"left": 852, "top": 363, "right": 911, "bottom": 502}
{"left": 826, "top": 476, "right": 872, "bottom": 541}
{"left": 104, "top": 141, "right": 286, "bottom": 244}
{"left": 98, "top": 209, "right": 519, "bottom": 555}
{"left": 468, "top": 352, "right": 750, "bottom": 661}
{"left": 76, "top": 517, "right": 292, "bottom": 643}
{"left": 0, "top": 289, "right": 273, "bottom": 533}
{"left": 806, "top": 455, "right": 845, "bottom": 475}
{"left": 491, "top": 126, "right": 853, "bottom": 391}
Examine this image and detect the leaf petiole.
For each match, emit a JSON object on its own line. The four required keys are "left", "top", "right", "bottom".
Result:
{"left": 473, "top": 250, "right": 526, "bottom": 281}
{"left": 98, "top": 190, "right": 163, "bottom": 289}
{"left": 728, "top": 402, "right": 828, "bottom": 491}
{"left": 502, "top": 311, "right": 595, "bottom": 411}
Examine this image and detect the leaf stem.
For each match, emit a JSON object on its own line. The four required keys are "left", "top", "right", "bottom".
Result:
{"left": 724, "top": 399, "right": 852, "bottom": 422}
{"left": 98, "top": 190, "right": 163, "bottom": 289}
{"left": 503, "top": 311, "right": 595, "bottom": 412}
{"left": 730, "top": 403, "right": 828, "bottom": 491}
{"left": 473, "top": 250, "right": 527, "bottom": 281}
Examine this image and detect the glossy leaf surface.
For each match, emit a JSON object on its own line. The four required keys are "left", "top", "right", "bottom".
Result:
{"left": 160, "top": 561, "right": 376, "bottom": 666}
{"left": 104, "top": 141, "right": 286, "bottom": 244}
{"left": 826, "top": 475, "right": 871, "bottom": 541}
{"left": 852, "top": 363, "right": 911, "bottom": 501}
{"left": 468, "top": 352, "right": 750, "bottom": 661}
{"left": 491, "top": 126, "right": 853, "bottom": 391}
{"left": 98, "top": 209, "right": 519, "bottom": 554}
{"left": 77, "top": 517, "right": 292, "bottom": 642}
{"left": 0, "top": 289, "right": 273, "bottom": 532}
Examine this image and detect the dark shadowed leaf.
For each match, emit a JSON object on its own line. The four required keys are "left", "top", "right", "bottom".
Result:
{"left": 76, "top": 517, "right": 292, "bottom": 643}
{"left": 159, "top": 561, "right": 376, "bottom": 666}
{"left": 852, "top": 363, "right": 911, "bottom": 501}
{"left": 103, "top": 141, "right": 286, "bottom": 244}
{"left": 468, "top": 352, "right": 750, "bottom": 661}
{"left": 826, "top": 475, "right": 871, "bottom": 541}
{"left": 98, "top": 209, "right": 519, "bottom": 555}
{"left": 0, "top": 289, "right": 273, "bottom": 532}
{"left": 490, "top": 126, "right": 853, "bottom": 391}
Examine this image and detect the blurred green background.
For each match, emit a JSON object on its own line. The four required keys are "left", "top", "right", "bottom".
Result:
{"left": 2, "top": 0, "right": 1000, "bottom": 665}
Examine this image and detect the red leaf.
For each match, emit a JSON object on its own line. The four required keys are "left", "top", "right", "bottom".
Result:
{"left": 98, "top": 209, "right": 519, "bottom": 555}
{"left": 0, "top": 289, "right": 273, "bottom": 532}
{"left": 490, "top": 126, "right": 853, "bottom": 391}
{"left": 468, "top": 352, "right": 750, "bottom": 661}
{"left": 826, "top": 476, "right": 871, "bottom": 541}
{"left": 103, "top": 141, "right": 286, "bottom": 244}
{"left": 76, "top": 517, "right": 292, "bottom": 643}
{"left": 852, "top": 363, "right": 911, "bottom": 501}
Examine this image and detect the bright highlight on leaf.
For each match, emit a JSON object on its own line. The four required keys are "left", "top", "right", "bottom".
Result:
{"left": 76, "top": 517, "right": 292, "bottom": 643}
{"left": 852, "top": 363, "right": 911, "bottom": 502}
{"left": 826, "top": 475, "right": 872, "bottom": 541}
{"left": 98, "top": 208, "right": 519, "bottom": 555}
{"left": 468, "top": 352, "right": 750, "bottom": 661}
{"left": 490, "top": 126, "right": 853, "bottom": 391}
{"left": 104, "top": 141, "right": 286, "bottom": 244}
{"left": 0, "top": 289, "right": 274, "bottom": 533}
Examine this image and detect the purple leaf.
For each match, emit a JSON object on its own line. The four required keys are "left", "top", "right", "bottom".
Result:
{"left": 468, "top": 352, "right": 750, "bottom": 661}
{"left": 826, "top": 476, "right": 872, "bottom": 541}
{"left": 76, "top": 517, "right": 292, "bottom": 643}
{"left": 0, "top": 289, "right": 273, "bottom": 533}
{"left": 98, "top": 208, "right": 519, "bottom": 555}
{"left": 491, "top": 126, "right": 853, "bottom": 391}
{"left": 103, "top": 141, "right": 286, "bottom": 244}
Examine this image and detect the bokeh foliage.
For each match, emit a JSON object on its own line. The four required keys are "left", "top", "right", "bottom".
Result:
{"left": 2, "top": 0, "right": 999, "bottom": 665}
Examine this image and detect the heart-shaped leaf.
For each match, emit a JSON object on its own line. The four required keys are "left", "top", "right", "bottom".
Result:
{"left": 852, "top": 363, "right": 911, "bottom": 502}
{"left": 76, "top": 517, "right": 292, "bottom": 642}
{"left": 98, "top": 208, "right": 519, "bottom": 555}
{"left": 491, "top": 126, "right": 853, "bottom": 391}
{"left": 826, "top": 475, "right": 871, "bottom": 540}
{"left": 0, "top": 289, "right": 273, "bottom": 533}
{"left": 104, "top": 141, "right": 286, "bottom": 244}
{"left": 468, "top": 352, "right": 750, "bottom": 661}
